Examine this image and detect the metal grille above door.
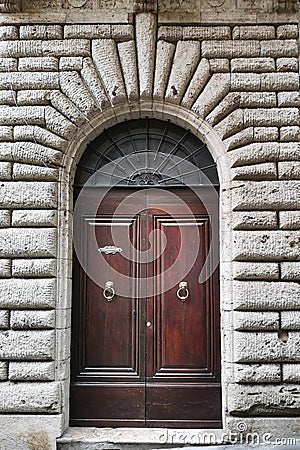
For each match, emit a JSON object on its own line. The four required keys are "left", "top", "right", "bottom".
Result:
{"left": 74, "top": 118, "right": 219, "bottom": 188}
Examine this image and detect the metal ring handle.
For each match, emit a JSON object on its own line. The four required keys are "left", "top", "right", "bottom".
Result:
{"left": 103, "top": 281, "right": 115, "bottom": 302}
{"left": 177, "top": 281, "right": 189, "bottom": 302}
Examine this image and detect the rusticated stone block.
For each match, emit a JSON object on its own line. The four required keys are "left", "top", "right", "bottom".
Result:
{"left": 59, "top": 71, "right": 98, "bottom": 118}
{"left": 0, "top": 182, "right": 57, "bottom": 209}
{"left": 12, "top": 259, "right": 56, "bottom": 277}
{"left": 233, "top": 262, "right": 279, "bottom": 280}
{"left": 234, "top": 331, "right": 300, "bottom": 363}
{"left": 111, "top": 25, "right": 134, "bottom": 41}
{"left": 20, "top": 25, "right": 63, "bottom": 40}
{"left": 0, "top": 127, "right": 13, "bottom": 141}
{"left": 181, "top": 58, "right": 210, "bottom": 109}
{"left": 42, "top": 40, "right": 90, "bottom": 57}
{"left": 260, "top": 40, "right": 298, "bottom": 57}
{"left": 232, "top": 181, "right": 300, "bottom": 210}
{"left": 0, "top": 259, "right": 11, "bottom": 278}
{"left": 206, "top": 92, "right": 240, "bottom": 126}
{"left": 233, "top": 281, "right": 300, "bottom": 310}
{"left": 0, "top": 330, "right": 55, "bottom": 360}
{"left": 280, "top": 212, "right": 300, "bottom": 230}
{"left": 281, "top": 262, "right": 300, "bottom": 280}
{"left": 0, "top": 310, "right": 9, "bottom": 329}
{"left": 235, "top": 364, "right": 281, "bottom": 383}
{"left": 10, "top": 310, "right": 55, "bottom": 330}
{"left": 0, "top": 26, "right": 18, "bottom": 40}
{"left": 9, "top": 362, "right": 55, "bottom": 381}
{"left": 92, "top": 40, "right": 127, "bottom": 105}
{"left": 59, "top": 56, "right": 83, "bottom": 71}
{"left": 45, "top": 106, "right": 76, "bottom": 139}
{"left": 223, "top": 128, "right": 254, "bottom": 151}
{"left": 279, "top": 143, "right": 300, "bottom": 160}
{"left": 281, "top": 311, "right": 300, "bottom": 330}
{"left": 0, "top": 382, "right": 60, "bottom": 413}
{"left": 18, "top": 57, "right": 58, "bottom": 72}
{"left": 0, "top": 210, "right": 10, "bottom": 228}
{"left": 231, "top": 57, "right": 275, "bottom": 73}
{"left": 0, "top": 40, "right": 43, "bottom": 58}
{"left": 239, "top": 92, "right": 276, "bottom": 107}
{"left": 202, "top": 40, "right": 260, "bottom": 58}
{"left": 118, "top": 41, "right": 139, "bottom": 102}
{"left": 233, "top": 230, "right": 300, "bottom": 261}
{"left": 280, "top": 126, "right": 300, "bottom": 142}
{"left": 276, "top": 57, "right": 298, "bottom": 72}
{"left": 81, "top": 58, "right": 109, "bottom": 110}
{"left": 0, "top": 72, "right": 59, "bottom": 90}
{"left": 158, "top": 26, "right": 182, "bottom": 41}
{"left": 0, "top": 228, "right": 56, "bottom": 258}
{"left": 0, "top": 106, "right": 45, "bottom": 126}
{"left": 0, "top": 279, "right": 56, "bottom": 309}
{"left": 0, "top": 91, "right": 15, "bottom": 105}
{"left": 278, "top": 91, "right": 300, "bottom": 107}
{"left": 192, "top": 73, "right": 230, "bottom": 118}
{"left": 232, "top": 211, "right": 277, "bottom": 230}
{"left": 261, "top": 73, "right": 299, "bottom": 91}
{"left": 253, "top": 127, "right": 279, "bottom": 142}
{"left": 278, "top": 161, "right": 300, "bottom": 179}
{"left": 183, "top": 26, "right": 231, "bottom": 40}
{"left": 64, "top": 24, "right": 110, "bottom": 39}
{"left": 136, "top": 13, "right": 156, "bottom": 99}
{"left": 0, "top": 162, "right": 11, "bottom": 180}
{"left": 153, "top": 40, "right": 175, "bottom": 101}
{"left": 277, "top": 25, "right": 298, "bottom": 39}
{"left": 17, "top": 90, "right": 51, "bottom": 106}
{"left": 12, "top": 210, "right": 57, "bottom": 227}
{"left": 0, "top": 142, "right": 63, "bottom": 167}
{"left": 166, "top": 40, "right": 200, "bottom": 104}
{"left": 0, "top": 362, "right": 7, "bottom": 380}
{"left": 50, "top": 91, "right": 85, "bottom": 127}
{"left": 0, "top": 58, "right": 17, "bottom": 71}
{"left": 231, "top": 73, "right": 261, "bottom": 91}
{"left": 12, "top": 163, "right": 58, "bottom": 181}
{"left": 209, "top": 58, "right": 230, "bottom": 73}
{"left": 214, "top": 109, "right": 244, "bottom": 139}
{"left": 282, "top": 364, "right": 300, "bottom": 382}
{"left": 14, "top": 126, "right": 66, "bottom": 151}
{"left": 232, "top": 163, "right": 277, "bottom": 181}
{"left": 228, "top": 384, "right": 300, "bottom": 415}
{"left": 234, "top": 311, "right": 280, "bottom": 331}
{"left": 233, "top": 26, "right": 275, "bottom": 40}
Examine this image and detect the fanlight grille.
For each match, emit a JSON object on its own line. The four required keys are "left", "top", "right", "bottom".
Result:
{"left": 74, "top": 118, "right": 219, "bottom": 187}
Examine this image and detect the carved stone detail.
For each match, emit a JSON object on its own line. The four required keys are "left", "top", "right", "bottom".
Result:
{"left": 0, "top": 0, "right": 21, "bottom": 12}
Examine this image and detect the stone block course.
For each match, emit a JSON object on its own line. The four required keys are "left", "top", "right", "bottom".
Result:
{"left": 19, "top": 25, "right": 63, "bottom": 40}
{"left": 59, "top": 56, "right": 83, "bottom": 71}
{"left": 0, "top": 310, "right": 9, "bottom": 329}
{"left": 0, "top": 106, "right": 45, "bottom": 126}
{"left": 50, "top": 91, "right": 85, "bottom": 127}
{"left": 233, "top": 281, "right": 300, "bottom": 310}
{"left": 0, "top": 91, "right": 15, "bottom": 105}
{"left": 0, "top": 142, "right": 63, "bottom": 166}
{"left": 12, "top": 259, "right": 56, "bottom": 277}
{"left": 18, "top": 57, "right": 59, "bottom": 72}
{"left": 209, "top": 58, "right": 230, "bottom": 73}
{"left": 277, "top": 25, "right": 298, "bottom": 39}
{"left": 0, "top": 26, "right": 18, "bottom": 40}
{"left": 8, "top": 362, "right": 55, "bottom": 381}
{"left": 16, "top": 90, "right": 51, "bottom": 106}
{"left": 0, "top": 330, "right": 55, "bottom": 360}
{"left": 64, "top": 24, "right": 111, "bottom": 39}
{"left": 234, "top": 311, "right": 280, "bottom": 331}
{"left": 0, "top": 58, "right": 17, "bottom": 71}
{"left": 0, "top": 210, "right": 10, "bottom": 228}
{"left": 158, "top": 26, "right": 183, "bottom": 42}
{"left": 0, "top": 279, "right": 56, "bottom": 309}
{"left": 0, "top": 382, "right": 61, "bottom": 413}
{"left": 45, "top": 106, "right": 77, "bottom": 139}
{"left": 233, "top": 262, "right": 279, "bottom": 280}
{"left": 14, "top": 126, "right": 66, "bottom": 151}
{"left": 231, "top": 57, "right": 275, "bottom": 73}
{"left": 281, "top": 262, "right": 300, "bottom": 280}
{"left": 0, "top": 259, "right": 11, "bottom": 277}
{"left": 0, "top": 182, "right": 57, "bottom": 209}
{"left": 235, "top": 363, "right": 281, "bottom": 383}
{"left": 0, "top": 162, "right": 12, "bottom": 180}
{"left": 278, "top": 90, "right": 300, "bottom": 106}
{"left": 183, "top": 26, "right": 231, "bottom": 40}
{"left": 59, "top": 71, "right": 98, "bottom": 118}
{"left": 276, "top": 57, "right": 298, "bottom": 72}
{"left": 0, "top": 362, "right": 7, "bottom": 380}
{"left": 282, "top": 364, "right": 300, "bottom": 382}
{"left": 0, "top": 72, "right": 59, "bottom": 90}
{"left": 10, "top": 310, "right": 55, "bottom": 330}
{"left": 279, "top": 212, "right": 300, "bottom": 230}
{"left": 260, "top": 39, "right": 298, "bottom": 57}
{"left": 0, "top": 228, "right": 56, "bottom": 257}
{"left": 281, "top": 311, "right": 300, "bottom": 330}
{"left": 232, "top": 211, "right": 277, "bottom": 230}
{"left": 232, "top": 162, "right": 277, "bottom": 181}
{"left": 12, "top": 163, "right": 58, "bottom": 181}
{"left": 202, "top": 40, "right": 260, "bottom": 58}
{"left": 280, "top": 126, "right": 300, "bottom": 142}
{"left": 278, "top": 161, "right": 300, "bottom": 179}
{"left": 12, "top": 210, "right": 57, "bottom": 227}
{"left": 233, "top": 26, "right": 275, "bottom": 40}
{"left": 239, "top": 92, "right": 276, "bottom": 107}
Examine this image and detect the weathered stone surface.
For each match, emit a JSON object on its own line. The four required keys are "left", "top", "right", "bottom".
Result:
{"left": 0, "top": 182, "right": 57, "bottom": 209}
{"left": 166, "top": 40, "right": 200, "bottom": 104}
{"left": 0, "top": 382, "right": 60, "bottom": 413}
{"left": 10, "top": 310, "right": 55, "bottom": 330}
{"left": 60, "top": 71, "right": 98, "bottom": 118}
{"left": 81, "top": 57, "right": 109, "bottom": 110}
{"left": 230, "top": 143, "right": 280, "bottom": 166}
{"left": 183, "top": 26, "right": 231, "bottom": 40}
{"left": 0, "top": 279, "right": 56, "bottom": 309}
{"left": 64, "top": 24, "right": 110, "bottom": 39}
{"left": 0, "top": 330, "right": 55, "bottom": 360}
{"left": 280, "top": 143, "right": 300, "bottom": 160}
{"left": 233, "top": 281, "right": 300, "bottom": 310}
{"left": 19, "top": 25, "right": 63, "bottom": 40}
{"left": 0, "top": 259, "right": 11, "bottom": 277}
{"left": 12, "top": 259, "right": 56, "bottom": 277}
{"left": 209, "top": 58, "right": 230, "bottom": 73}
{"left": 0, "top": 106, "right": 45, "bottom": 126}
{"left": 12, "top": 210, "right": 57, "bottom": 227}
{"left": 181, "top": 58, "right": 210, "bottom": 109}
{"left": 233, "top": 26, "right": 275, "bottom": 40}
{"left": 0, "top": 41, "right": 43, "bottom": 58}
{"left": 231, "top": 57, "right": 275, "bottom": 72}
{"left": 111, "top": 25, "right": 134, "bottom": 41}
{"left": 0, "top": 91, "right": 15, "bottom": 105}
{"left": 136, "top": 13, "right": 156, "bottom": 99}
{"left": 9, "top": 362, "right": 55, "bottom": 381}
{"left": 232, "top": 211, "right": 277, "bottom": 230}
{"left": 253, "top": 127, "right": 279, "bottom": 142}
{"left": 206, "top": 92, "right": 240, "bottom": 126}
{"left": 158, "top": 26, "right": 183, "bottom": 42}
{"left": 234, "top": 331, "right": 300, "bottom": 362}
{"left": 239, "top": 92, "right": 277, "bottom": 107}
{"left": 0, "top": 310, "right": 9, "bottom": 329}
{"left": 92, "top": 40, "right": 126, "bottom": 105}
{"left": 277, "top": 25, "right": 298, "bottom": 39}
{"left": 0, "top": 72, "right": 59, "bottom": 90}
{"left": 233, "top": 231, "right": 300, "bottom": 261}
{"left": 59, "top": 56, "right": 83, "bottom": 71}
{"left": 0, "top": 142, "right": 63, "bottom": 166}
{"left": 228, "top": 383, "right": 300, "bottom": 415}
{"left": 42, "top": 40, "right": 90, "bottom": 57}
{"left": 232, "top": 181, "right": 300, "bottom": 210}
{"left": 18, "top": 57, "right": 58, "bottom": 72}
{"left": 281, "top": 262, "right": 300, "bottom": 280}
{"left": 202, "top": 40, "right": 260, "bottom": 58}
{"left": 0, "top": 162, "right": 12, "bottom": 180}
{"left": 50, "top": 91, "right": 85, "bottom": 126}
{"left": 235, "top": 363, "right": 281, "bottom": 383}
{"left": 0, "top": 362, "right": 7, "bottom": 380}
{"left": 153, "top": 40, "right": 175, "bottom": 101}
{"left": 276, "top": 57, "right": 298, "bottom": 72}
{"left": 278, "top": 90, "right": 300, "bottom": 107}
{"left": 279, "top": 161, "right": 300, "bottom": 180}
{"left": 215, "top": 109, "right": 244, "bottom": 139}
{"left": 223, "top": 127, "right": 253, "bottom": 151}
{"left": 45, "top": 106, "right": 77, "bottom": 139}
{"left": 0, "top": 26, "right": 18, "bottom": 40}
{"left": 281, "top": 311, "right": 300, "bottom": 330}
{"left": 12, "top": 163, "right": 58, "bottom": 181}
{"left": 0, "top": 228, "right": 56, "bottom": 257}
{"left": 260, "top": 40, "right": 298, "bottom": 57}
{"left": 231, "top": 73, "right": 299, "bottom": 91}
{"left": 232, "top": 162, "right": 277, "bottom": 181}
{"left": 280, "top": 126, "right": 300, "bottom": 142}
{"left": 0, "top": 210, "right": 10, "bottom": 228}
{"left": 16, "top": 89, "right": 51, "bottom": 106}
{"left": 233, "top": 262, "right": 279, "bottom": 280}
{"left": 282, "top": 364, "right": 300, "bottom": 382}
{"left": 118, "top": 41, "right": 139, "bottom": 101}
{"left": 0, "top": 57, "right": 17, "bottom": 71}
{"left": 192, "top": 73, "right": 230, "bottom": 118}
{"left": 234, "top": 311, "right": 280, "bottom": 331}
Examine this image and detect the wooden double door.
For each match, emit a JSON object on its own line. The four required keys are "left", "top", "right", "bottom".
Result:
{"left": 71, "top": 187, "right": 221, "bottom": 428}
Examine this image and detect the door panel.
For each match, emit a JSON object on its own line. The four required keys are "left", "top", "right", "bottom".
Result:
{"left": 71, "top": 188, "right": 221, "bottom": 427}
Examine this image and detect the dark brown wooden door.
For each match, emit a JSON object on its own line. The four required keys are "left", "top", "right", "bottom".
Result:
{"left": 71, "top": 188, "right": 221, "bottom": 428}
